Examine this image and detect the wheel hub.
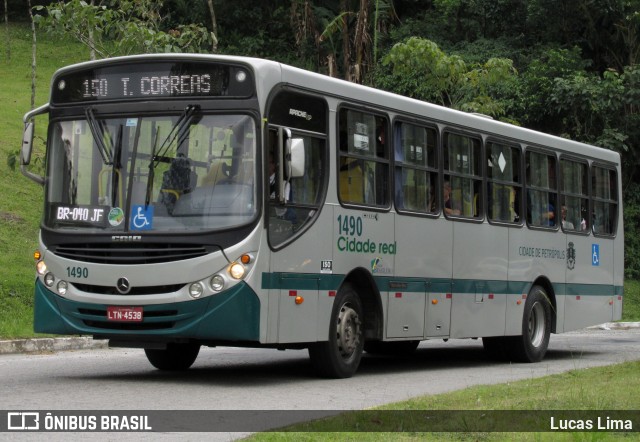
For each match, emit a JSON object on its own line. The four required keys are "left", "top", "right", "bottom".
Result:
{"left": 528, "top": 301, "right": 546, "bottom": 348}
{"left": 336, "top": 304, "right": 361, "bottom": 359}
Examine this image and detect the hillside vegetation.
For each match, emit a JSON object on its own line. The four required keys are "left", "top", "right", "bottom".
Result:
{"left": 0, "top": 25, "right": 88, "bottom": 336}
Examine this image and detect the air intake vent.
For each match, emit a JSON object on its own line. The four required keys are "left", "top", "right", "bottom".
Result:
{"left": 73, "top": 283, "right": 185, "bottom": 296}
{"left": 51, "top": 243, "right": 209, "bottom": 264}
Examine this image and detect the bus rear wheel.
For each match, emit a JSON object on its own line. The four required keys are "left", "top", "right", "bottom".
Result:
{"left": 144, "top": 343, "right": 200, "bottom": 371}
{"left": 308, "top": 284, "right": 364, "bottom": 378}
{"left": 507, "top": 285, "right": 551, "bottom": 362}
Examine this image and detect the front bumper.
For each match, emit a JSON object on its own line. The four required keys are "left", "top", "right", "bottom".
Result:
{"left": 33, "top": 278, "right": 260, "bottom": 342}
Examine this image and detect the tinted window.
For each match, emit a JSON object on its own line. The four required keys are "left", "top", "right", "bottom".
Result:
{"left": 394, "top": 122, "right": 438, "bottom": 214}
{"left": 443, "top": 132, "right": 482, "bottom": 219}
{"left": 526, "top": 150, "right": 557, "bottom": 228}
{"left": 338, "top": 108, "right": 390, "bottom": 208}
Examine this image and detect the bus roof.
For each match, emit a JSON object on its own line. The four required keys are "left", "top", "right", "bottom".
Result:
{"left": 50, "top": 53, "right": 619, "bottom": 165}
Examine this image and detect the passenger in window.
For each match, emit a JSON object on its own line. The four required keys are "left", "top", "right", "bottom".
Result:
{"left": 561, "top": 206, "right": 574, "bottom": 230}
{"left": 543, "top": 203, "right": 555, "bottom": 226}
{"left": 443, "top": 181, "right": 461, "bottom": 216}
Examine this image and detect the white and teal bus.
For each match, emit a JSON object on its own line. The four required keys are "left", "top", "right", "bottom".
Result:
{"left": 21, "top": 54, "right": 623, "bottom": 378}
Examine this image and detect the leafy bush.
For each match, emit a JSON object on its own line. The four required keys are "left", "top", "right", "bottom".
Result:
{"left": 624, "top": 183, "right": 640, "bottom": 279}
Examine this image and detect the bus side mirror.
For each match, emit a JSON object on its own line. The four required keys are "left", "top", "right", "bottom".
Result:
{"left": 21, "top": 122, "right": 34, "bottom": 166}
{"left": 20, "top": 103, "right": 48, "bottom": 185}
{"left": 287, "top": 138, "right": 305, "bottom": 178}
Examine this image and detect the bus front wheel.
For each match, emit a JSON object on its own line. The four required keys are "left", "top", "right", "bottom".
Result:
{"left": 308, "top": 284, "right": 364, "bottom": 378}
{"left": 508, "top": 285, "right": 551, "bottom": 362}
{"left": 144, "top": 343, "right": 200, "bottom": 371}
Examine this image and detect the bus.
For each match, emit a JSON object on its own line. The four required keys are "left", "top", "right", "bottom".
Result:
{"left": 20, "top": 54, "right": 623, "bottom": 378}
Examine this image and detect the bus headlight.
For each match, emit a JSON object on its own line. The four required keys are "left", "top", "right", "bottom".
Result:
{"left": 210, "top": 275, "right": 224, "bottom": 291}
{"left": 36, "top": 260, "right": 47, "bottom": 275}
{"left": 44, "top": 273, "right": 55, "bottom": 288}
{"left": 189, "top": 282, "right": 204, "bottom": 299}
{"left": 229, "top": 262, "right": 246, "bottom": 280}
{"left": 57, "top": 280, "right": 68, "bottom": 296}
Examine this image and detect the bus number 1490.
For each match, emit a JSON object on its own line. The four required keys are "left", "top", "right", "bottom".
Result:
{"left": 337, "top": 215, "right": 363, "bottom": 236}
{"left": 66, "top": 266, "right": 88, "bottom": 278}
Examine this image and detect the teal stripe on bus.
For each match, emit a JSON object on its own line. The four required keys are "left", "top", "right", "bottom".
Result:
{"left": 262, "top": 272, "right": 620, "bottom": 297}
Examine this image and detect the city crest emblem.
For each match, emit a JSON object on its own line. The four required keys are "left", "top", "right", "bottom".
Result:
{"left": 567, "top": 242, "right": 576, "bottom": 270}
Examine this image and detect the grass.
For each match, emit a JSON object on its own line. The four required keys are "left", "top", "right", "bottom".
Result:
{"left": 0, "top": 23, "right": 89, "bottom": 337}
{"left": 245, "top": 360, "right": 640, "bottom": 440}
{"left": 621, "top": 280, "right": 640, "bottom": 321}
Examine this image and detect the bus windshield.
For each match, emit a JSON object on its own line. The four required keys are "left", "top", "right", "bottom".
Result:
{"left": 45, "top": 112, "right": 257, "bottom": 233}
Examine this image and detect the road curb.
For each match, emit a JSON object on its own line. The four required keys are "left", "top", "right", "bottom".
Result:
{"left": 587, "top": 322, "right": 640, "bottom": 330}
{"left": 1, "top": 323, "right": 639, "bottom": 355}
{"left": 0, "top": 337, "right": 107, "bottom": 355}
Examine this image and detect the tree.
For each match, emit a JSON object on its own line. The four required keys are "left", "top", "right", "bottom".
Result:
{"left": 380, "top": 37, "right": 518, "bottom": 119}
{"left": 35, "top": 0, "right": 215, "bottom": 58}
{"left": 315, "top": 0, "right": 396, "bottom": 82}
{"left": 34, "top": 1, "right": 114, "bottom": 59}
{"left": 27, "top": 0, "right": 36, "bottom": 109}
{"left": 205, "top": 0, "right": 219, "bottom": 52}
{"left": 3, "top": 0, "right": 9, "bottom": 60}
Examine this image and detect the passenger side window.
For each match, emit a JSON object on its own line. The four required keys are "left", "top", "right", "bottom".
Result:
{"left": 486, "top": 141, "right": 522, "bottom": 223}
{"left": 338, "top": 108, "right": 389, "bottom": 208}
{"left": 266, "top": 90, "right": 328, "bottom": 248}
{"left": 526, "top": 150, "right": 557, "bottom": 228}
{"left": 394, "top": 122, "right": 437, "bottom": 214}
{"left": 443, "top": 132, "right": 482, "bottom": 219}
{"left": 560, "top": 159, "right": 589, "bottom": 232}
{"left": 592, "top": 166, "right": 618, "bottom": 236}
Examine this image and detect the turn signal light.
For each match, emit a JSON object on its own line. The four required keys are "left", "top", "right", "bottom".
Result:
{"left": 295, "top": 296, "right": 304, "bottom": 305}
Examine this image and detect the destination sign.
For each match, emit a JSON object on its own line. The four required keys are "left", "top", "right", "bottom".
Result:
{"left": 51, "top": 61, "right": 254, "bottom": 104}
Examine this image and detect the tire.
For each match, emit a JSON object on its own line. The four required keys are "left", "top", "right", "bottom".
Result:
{"left": 364, "top": 340, "right": 420, "bottom": 356}
{"left": 506, "top": 285, "right": 551, "bottom": 362}
{"left": 308, "top": 284, "right": 364, "bottom": 378}
{"left": 144, "top": 343, "right": 200, "bottom": 371}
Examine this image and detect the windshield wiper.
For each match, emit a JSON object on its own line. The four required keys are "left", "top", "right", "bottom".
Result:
{"left": 142, "top": 105, "right": 200, "bottom": 208}
{"left": 145, "top": 125, "right": 161, "bottom": 207}
{"left": 85, "top": 107, "right": 112, "bottom": 164}
{"left": 152, "top": 104, "right": 200, "bottom": 169}
{"left": 111, "top": 125, "right": 123, "bottom": 207}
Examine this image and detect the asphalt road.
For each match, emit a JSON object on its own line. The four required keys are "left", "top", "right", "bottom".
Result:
{"left": 1, "top": 327, "right": 639, "bottom": 439}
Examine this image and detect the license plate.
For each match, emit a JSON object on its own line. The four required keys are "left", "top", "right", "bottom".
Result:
{"left": 106, "top": 306, "right": 143, "bottom": 322}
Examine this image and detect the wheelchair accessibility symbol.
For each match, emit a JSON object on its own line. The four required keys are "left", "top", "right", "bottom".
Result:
{"left": 130, "top": 205, "right": 154, "bottom": 231}
{"left": 592, "top": 244, "right": 600, "bottom": 266}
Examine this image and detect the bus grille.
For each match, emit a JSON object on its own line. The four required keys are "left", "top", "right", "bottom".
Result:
{"left": 73, "top": 283, "right": 185, "bottom": 296}
{"left": 51, "top": 243, "right": 209, "bottom": 264}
